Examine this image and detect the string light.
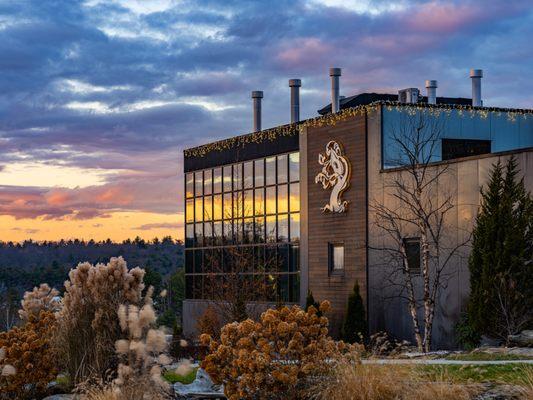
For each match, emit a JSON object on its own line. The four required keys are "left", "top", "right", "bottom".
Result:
{"left": 184, "top": 101, "right": 532, "bottom": 158}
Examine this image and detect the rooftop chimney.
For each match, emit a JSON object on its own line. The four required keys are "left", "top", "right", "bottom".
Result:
{"left": 329, "top": 67, "right": 341, "bottom": 113}
{"left": 251, "top": 90, "right": 263, "bottom": 132}
{"left": 425, "top": 80, "right": 437, "bottom": 105}
{"left": 470, "top": 69, "right": 483, "bottom": 107}
{"left": 398, "top": 88, "right": 420, "bottom": 103}
{"left": 289, "top": 79, "right": 301, "bottom": 123}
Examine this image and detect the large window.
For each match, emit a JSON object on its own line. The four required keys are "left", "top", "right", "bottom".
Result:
{"left": 184, "top": 151, "right": 300, "bottom": 303}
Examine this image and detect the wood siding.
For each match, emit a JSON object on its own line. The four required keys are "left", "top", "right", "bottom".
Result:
{"left": 304, "top": 115, "right": 368, "bottom": 337}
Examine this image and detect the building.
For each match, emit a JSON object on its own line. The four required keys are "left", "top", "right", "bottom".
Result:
{"left": 182, "top": 69, "right": 533, "bottom": 348}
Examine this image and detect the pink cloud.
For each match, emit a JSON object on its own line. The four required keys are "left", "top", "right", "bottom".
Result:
{"left": 275, "top": 38, "right": 334, "bottom": 70}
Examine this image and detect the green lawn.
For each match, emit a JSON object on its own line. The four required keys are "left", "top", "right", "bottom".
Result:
{"left": 163, "top": 368, "right": 198, "bottom": 384}
{"left": 419, "top": 363, "right": 533, "bottom": 385}
{"left": 445, "top": 352, "right": 533, "bottom": 361}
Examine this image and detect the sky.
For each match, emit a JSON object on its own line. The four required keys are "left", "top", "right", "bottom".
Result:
{"left": 0, "top": 0, "right": 532, "bottom": 243}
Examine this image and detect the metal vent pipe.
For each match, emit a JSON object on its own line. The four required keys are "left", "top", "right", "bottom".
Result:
{"left": 329, "top": 67, "right": 341, "bottom": 113}
{"left": 289, "top": 79, "right": 301, "bottom": 123}
{"left": 425, "top": 80, "right": 438, "bottom": 105}
{"left": 251, "top": 90, "right": 263, "bottom": 132}
{"left": 470, "top": 69, "right": 483, "bottom": 107}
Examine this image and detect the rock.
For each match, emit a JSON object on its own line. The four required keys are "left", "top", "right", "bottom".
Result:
{"left": 475, "top": 384, "right": 525, "bottom": 399}
{"left": 480, "top": 335, "right": 503, "bottom": 347}
{"left": 174, "top": 368, "right": 224, "bottom": 399}
{"left": 508, "top": 330, "right": 533, "bottom": 347}
{"left": 42, "top": 395, "right": 80, "bottom": 400}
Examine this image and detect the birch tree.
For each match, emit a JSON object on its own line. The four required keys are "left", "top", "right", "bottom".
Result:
{"left": 370, "top": 111, "right": 469, "bottom": 352}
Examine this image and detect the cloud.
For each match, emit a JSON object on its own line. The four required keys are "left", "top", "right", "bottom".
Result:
{"left": 134, "top": 222, "right": 183, "bottom": 231}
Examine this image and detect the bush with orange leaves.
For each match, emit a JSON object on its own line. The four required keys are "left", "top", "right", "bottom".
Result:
{"left": 196, "top": 304, "right": 222, "bottom": 340}
{"left": 200, "top": 301, "right": 354, "bottom": 400}
{"left": 0, "top": 311, "right": 58, "bottom": 399}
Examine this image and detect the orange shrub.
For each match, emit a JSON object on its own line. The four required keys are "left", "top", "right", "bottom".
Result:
{"left": 200, "top": 301, "right": 353, "bottom": 400}
{"left": 196, "top": 305, "right": 222, "bottom": 340}
{"left": 0, "top": 311, "right": 58, "bottom": 399}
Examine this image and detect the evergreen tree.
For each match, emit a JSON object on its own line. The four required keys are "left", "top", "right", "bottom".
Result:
{"left": 341, "top": 281, "right": 367, "bottom": 343}
{"left": 305, "top": 290, "right": 321, "bottom": 317}
{"left": 468, "top": 157, "right": 533, "bottom": 342}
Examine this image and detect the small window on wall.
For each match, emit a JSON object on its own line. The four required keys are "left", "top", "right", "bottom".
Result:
{"left": 403, "top": 238, "right": 420, "bottom": 274}
{"left": 328, "top": 243, "right": 344, "bottom": 274}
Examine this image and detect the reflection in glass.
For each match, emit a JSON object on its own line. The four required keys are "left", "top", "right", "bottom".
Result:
{"left": 266, "top": 157, "right": 276, "bottom": 186}
{"left": 244, "top": 161, "right": 253, "bottom": 188}
{"left": 186, "top": 173, "right": 194, "bottom": 198}
{"left": 194, "top": 250, "right": 202, "bottom": 274}
{"left": 204, "top": 169, "right": 212, "bottom": 195}
{"left": 185, "top": 225, "right": 194, "bottom": 247}
{"left": 223, "top": 166, "right": 232, "bottom": 192}
{"left": 213, "top": 194, "right": 222, "bottom": 220}
{"left": 244, "top": 190, "right": 253, "bottom": 217}
{"left": 185, "top": 250, "right": 193, "bottom": 273}
{"left": 289, "top": 246, "right": 299, "bottom": 272}
{"left": 266, "top": 215, "right": 276, "bottom": 242}
{"left": 290, "top": 273, "right": 300, "bottom": 301}
{"left": 277, "top": 154, "right": 287, "bottom": 184}
{"left": 195, "top": 223, "right": 203, "bottom": 247}
{"left": 289, "top": 183, "right": 300, "bottom": 212}
{"left": 277, "top": 184, "right": 288, "bottom": 213}
{"left": 204, "top": 222, "right": 212, "bottom": 245}
{"left": 266, "top": 186, "right": 276, "bottom": 215}
{"left": 195, "top": 171, "right": 203, "bottom": 197}
{"left": 244, "top": 218, "right": 254, "bottom": 243}
{"left": 223, "top": 221, "right": 233, "bottom": 244}
{"left": 289, "top": 152, "right": 299, "bottom": 182}
{"left": 290, "top": 213, "right": 300, "bottom": 242}
{"left": 254, "top": 159, "right": 264, "bottom": 187}
{"left": 223, "top": 193, "right": 232, "bottom": 219}
{"left": 203, "top": 196, "right": 212, "bottom": 221}
{"left": 254, "top": 188, "right": 264, "bottom": 216}
{"left": 278, "top": 214, "right": 288, "bottom": 242}
{"left": 213, "top": 168, "right": 222, "bottom": 193}
{"left": 194, "top": 197, "right": 203, "bottom": 222}
{"left": 186, "top": 199, "right": 194, "bottom": 223}
{"left": 213, "top": 221, "right": 222, "bottom": 245}
{"left": 233, "top": 163, "right": 242, "bottom": 191}
{"left": 234, "top": 218, "right": 243, "bottom": 244}
{"left": 255, "top": 217, "right": 265, "bottom": 242}
{"left": 233, "top": 191, "right": 243, "bottom": 218}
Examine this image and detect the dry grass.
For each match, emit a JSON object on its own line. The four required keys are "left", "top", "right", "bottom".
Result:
{"left": 515, "top": 365, "right": 533, "bottom": 400}
{"left": 308, "top": 354, "right": 482, "bottom": 400}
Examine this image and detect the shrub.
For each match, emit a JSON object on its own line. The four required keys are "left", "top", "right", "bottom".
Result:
{"left": 196, "top": 305, "right": 222, "bottom": 340}
{"left": 341, "top": 281, "right": 367, "bottom": 343}
{"left": 200, "top": 301, "right": 355, "bottom": 400}
{"left": 56, "top": 257, "right": 145, "bottom": 385}
{"left": 18, "top": 283, "right": 61, "bottom": 322}
{"left": 304, "top": 290, "right": 321, "bottom": 317}
{"left": 0, "top": 311, "right": 59, "bottom": 399}
{"left": 455, "top": 312, "right": 481, "bottom": 350}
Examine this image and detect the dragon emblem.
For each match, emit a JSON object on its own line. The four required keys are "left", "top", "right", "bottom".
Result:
{"left": 314, "top": 141, "right": 351, "bottom": 213}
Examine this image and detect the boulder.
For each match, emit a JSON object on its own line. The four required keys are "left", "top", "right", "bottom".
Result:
{"left": 174, "top": 368, "right": 224, "bottom": 399}
{"left": 507, "top": 330, "right": 533, "bottom": 347}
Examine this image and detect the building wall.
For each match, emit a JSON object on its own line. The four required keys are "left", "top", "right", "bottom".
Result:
{"left": 367, "top": 104, "right": 533, "bottom": 348}
{"left": 300, "top": 115, "right": 368, "bottom": 337}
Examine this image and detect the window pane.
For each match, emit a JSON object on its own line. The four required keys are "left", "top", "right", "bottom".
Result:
{"left": 244, "top": 161, "right": 253, "bottom": 188}
{"left": 186, "top": 275, "right": 193, "bottom": 298}
{"left": 234, "top": 218, "right": 243, "bottom": 244}
{"left": 277, "top": 154, "right": 288, "bottom": 184}
{"left": 255, "top": 217, "right": 265, "bottom": 242}
{"left": 278, "top": 214, "right": 288, "bottom": 242}
{"left": 289, "top": 183, "right": 300, "bottom": 212}
{"left": 194, "top": 198, "right": 203, "bottom": 222}
{"left": 204, "top": 222, "right": 212, "bottom": 246}
{"left": 277, "top": 184, "right": 288, "bottom": 213}
{"left": 266, "top": 215, "right": 277, "bottom": 243}
{"left": 186, "top": 199, "right": 194, "bottom": 223}
{"left": 185, "top": 250, "right": 193, "bottom": 273}
{"left": 213, "top": 221, "right": 222, "bottom": 245}
{"left": 223, "top": 221, "right": 233, "bottom": 244}
{"left": 403, "top": 238, "right": 421, "bottom": 272}
{"left": 194, "top": 249, "right": 203, "bottom": 274}
{"left": 233, "top": 163, "right": 242, "bottom": 191}
{"left": 204, "top": 196, "right": 212, "bottom": 221}
{"left": 223, "top": 193, "right": 232, "bottom": 219}
{"left": 223, "top": 166, "right": 232, "bottom": 192}
{"left": 244, "top": 189, "right": 254, "bottom": 217}
{"left": 186, "top": 225, "right": 194, "bottom": 248}
{"left": 186, "top": 173, "right": 194, "bottom": 198}
{"left": 290, "top": 213, "right": 300, "bottom": 242}
{"left": 289, "top": 246, "right": 299, "bottom": 272}
{"left": 266, "top": 156, "right": 276, "bottom": 186}
{"left": 213, "top": 167, "right": 222, "bottom": 193}
{"left": 213, "top": 194, "right": 222, "bottom": 220}
{"left": 254, "top": 188, "right": 264, "bottom": 216}
{"left": 289, "top": 273, "right": 300, "bottom": 302}
{"left": 195, "top": 223, "right": 203, "bottom": 247}
{"left": 244, "top": 218, "right": 254, "bottom": 244}
{"left": 254, "top": 159, "right": 264, "bottom": 187}
{"left": 266, "top": 187, "right": 276, "bottom": 215}
{"left": 332, "top": 244, "right": 344, "bottom": 271}
{"left": 204, "top": 169, "right": 212, "bottom": 195}
{"left": 278, "top": 245, "right": 289, "bottom": 273}
{"left": 233, "top": 191, "right": 243, "bottom": 218}
{"left": 195, "top": 171, "right": 203, "bottom": 197}
{"left": 289, "top": 152, "right": 299, "bottom": 182}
